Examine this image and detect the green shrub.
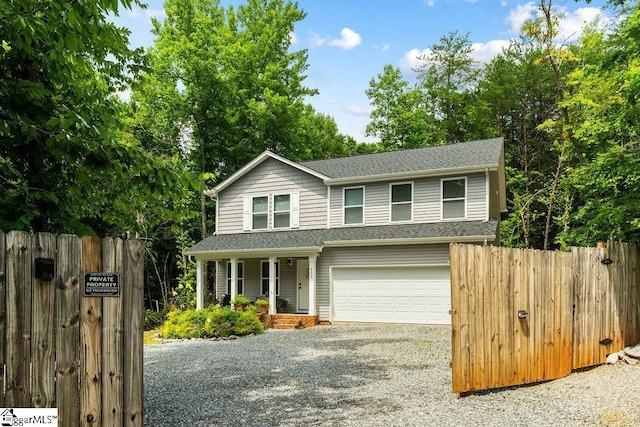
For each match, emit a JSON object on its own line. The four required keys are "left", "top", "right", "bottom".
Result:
{"left": 161, "top": 305, "right": 263, "bottom": 339}
{"left": 234, "top": 309, "right": 264, "bottom": 336}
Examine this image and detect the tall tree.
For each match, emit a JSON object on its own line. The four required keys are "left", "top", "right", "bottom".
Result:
{"left": 137, "top": 0, "right": 317, "bottom": 238}
{"left": 557, "top": 4, "right": 640, "bottom": 246}
{"left": 478, "top": 40, "right": 558, "bottom": 248}
{"left": 365, "top": 65, "right": 440, "bottom": 149}
{"left": 415, "top": 31, "right": 491, "bottom": 144}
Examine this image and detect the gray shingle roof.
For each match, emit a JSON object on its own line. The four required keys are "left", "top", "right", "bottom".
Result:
{"left": 300, "top": 138, "right": 503, "bottom": 179}
{"left": 186, "top": 220, "right": 498, "bottom": 255}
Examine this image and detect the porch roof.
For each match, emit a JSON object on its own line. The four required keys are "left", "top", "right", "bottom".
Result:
{"left": 185, "top": 220, "right": 498, "bottom": 259}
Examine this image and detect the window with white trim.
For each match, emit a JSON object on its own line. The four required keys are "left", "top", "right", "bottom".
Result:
{"left": 390, "top": 182, "right": 413, "bottom": 222}
{"left": 260, "top": 261, "right": 280, "bottom": 295}
{"left": 442, "top": 177, "right": 466, "bottom": 219}
{"left": 344, "top": 187, "right": 364, "bottom": 225}
{"left": 252, "top": 196, "right": 268, "bottom": 229}
{"left": 226, "top": 261, "right": 244, "bottom": 294}
{"left": 243, "top": 193, "right": 299, "bottom": 231}
{"left": 273, "top": 194, "right": 290, "bottom": 228}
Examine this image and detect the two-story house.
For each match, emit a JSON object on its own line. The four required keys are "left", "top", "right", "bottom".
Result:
{"left": 186, "top": 137, "right": 506, "bottom": 325}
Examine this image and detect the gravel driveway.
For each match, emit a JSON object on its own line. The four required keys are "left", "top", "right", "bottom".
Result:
{"left": 144, "top": 324, "right": 640, "bottom": 426}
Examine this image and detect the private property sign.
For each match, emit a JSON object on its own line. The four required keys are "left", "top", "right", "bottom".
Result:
{"left": 83, "top": 272, "right": 120, "bottom": 297}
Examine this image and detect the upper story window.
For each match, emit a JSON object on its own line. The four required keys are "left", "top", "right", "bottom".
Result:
{"left": 260, "top": 261, "right": 280, "bottom": 295}
{"left": 273, "top": 194, "right": 290, "bottom": 228}
{"left": 343, "top": 187, "right": 364, "bottom": 225}
{"left": 390, "top": 182, "right": 413, "bottom": 222}
{"left": 243, "top": 193, "right": 299, "bottom": 231}
{"left": 442, "top": 177, "right": 467, "bottom": 220}
{"left": 226, "top": 261, "right": 244, "bottom": 295}
{"left": 252, "top": 196, "right": 268, "bottom": 229}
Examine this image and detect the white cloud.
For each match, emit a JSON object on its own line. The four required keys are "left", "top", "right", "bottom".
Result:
{"left": 310, "top": 32, "right": 326, "bottom": 47}
{"left": 424, "top": 0, "right": 435, "bottom": 6}
{"left": 289, "top": 32, "right": 298, "bottom": 44}
{"left": 501, "top": 1, "right": 508, "bottom": 6}
{"left": 558, "top": 7, "right": 609, "bottom": 42}
{"left": 126, "top": 7, "right": 166, "bottom": 20}
{"left": 506, "top": 2, "right": 537, "bottom": 34}
{"left": 400, "top": 48, "right": 431, "bottom": 76}
{"left": 471, "top": 39, "right": 510, "bottom": 64}
{"left": 344, "top": 104, "right": 373, "bottom": 116}
{"left": 506, "top": 3, "right": 610, "bottom": 42}
{"left": 374, "top": 43, "right": 391, "bottom": 53}
{"left": 329, "top": 28, "right": 362, "bottom": 50}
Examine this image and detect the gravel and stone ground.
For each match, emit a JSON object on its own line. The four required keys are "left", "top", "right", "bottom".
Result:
{"left": 144, "top": 324, "right": 640, "bottom": 426}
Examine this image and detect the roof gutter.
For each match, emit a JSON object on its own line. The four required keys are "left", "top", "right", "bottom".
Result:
{"left": 184, "top": 246, "right": 323, "bottom": 259}
{"left": 324, "top": 165, "right": 499, "bottom": 186}
{"left": 322, "top": 234, "right": 496, "bottom": 248}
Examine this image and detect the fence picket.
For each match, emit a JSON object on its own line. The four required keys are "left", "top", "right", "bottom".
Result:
{"left": 102, "top": 238, "right": 125, "bottom": 426}
{"left": 31, "top": 232, "right": 56, "bottom": 407}
{"left": 56, "top": 234, "right": 82, "bottom": 427}
{"left": 5, "top": 230, "right": 33, "bottom": 407}
{"left": 123, "top": 239, "right": 145, "bottom": 426}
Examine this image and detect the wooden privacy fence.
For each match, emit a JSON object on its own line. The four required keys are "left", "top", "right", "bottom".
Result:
{"left": 0, "top": 231, "right": 144, "bottom": 426}
{"left": 450, "top": 242, "right": 640, "bottom": 395}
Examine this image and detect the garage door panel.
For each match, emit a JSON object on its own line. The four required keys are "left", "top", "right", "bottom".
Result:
{"left": 332, "top": 266, "right": 451, "bottom": 325}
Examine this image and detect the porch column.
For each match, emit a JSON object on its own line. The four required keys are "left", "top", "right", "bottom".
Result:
{"left": 268, "top": 256, "right": 277, "bottom": 315}
{"left": 196, "top": 258, "right": 205, "bottom": 310}
{"left": 308, "top": 254, "right": 317, "bottom": 316}
{"left": 229, "top": 257, "right": 237, "bottom": 307}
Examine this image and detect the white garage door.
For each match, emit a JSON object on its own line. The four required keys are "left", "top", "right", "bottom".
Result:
{"left": 332, "top": 266, "right": 451, "bottom": 325}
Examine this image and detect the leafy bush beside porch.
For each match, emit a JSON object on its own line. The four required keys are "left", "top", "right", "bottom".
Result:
{"left": 162, "top": 306, "right": 264, "bottom": 339}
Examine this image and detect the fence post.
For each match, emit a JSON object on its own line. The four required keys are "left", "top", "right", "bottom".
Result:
{"left": 31, "top": 232, "right": 56, "bottom": 407}
{"left": 56, "top": 235, "right": 82, "bottom": 427}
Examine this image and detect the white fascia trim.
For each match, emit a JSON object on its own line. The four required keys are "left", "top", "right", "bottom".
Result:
{"left": 186, "top": 247, "right": 323, "bottom": 260}
{"left": 324, "top": 165, "right": 498, "bottom": 186}
{"left": 209, "top": 151, "right": 330, "bottom": 196}
{"left": 323, "top": 234, "right": 495, "bottom": 248}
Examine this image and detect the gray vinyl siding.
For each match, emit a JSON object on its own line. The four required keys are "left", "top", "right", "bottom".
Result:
{"left": 315, "top": 244, "right": 451, "bottom": 321}
{"left": 217, "top": 158, "right": 327, "bottom": 234}
{"left": 215, "top": 257, "right": 298, "bottom": 313}
{"left": 329, "top": 173, "right": 487, "bottom": 227}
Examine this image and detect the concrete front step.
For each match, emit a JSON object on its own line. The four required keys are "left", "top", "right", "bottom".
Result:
{"left": 271, "top": 314, "right": 319, "bottom": 329}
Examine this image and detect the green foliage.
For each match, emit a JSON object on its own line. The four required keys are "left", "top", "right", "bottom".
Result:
{"left": 255, "top": 298, "right": 269, "bottom": 308}
{"left": 231, "top": 295, "right": 251, "bottom": 307}
{"left": 162, "top": 306, "right": 263, "bottom": 339}
{"left": 0, "top": 0, "right": 182, "bottom": 234}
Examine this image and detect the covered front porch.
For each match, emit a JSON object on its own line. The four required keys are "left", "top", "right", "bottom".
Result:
{"left": 193, "top": 252, "right": 320, "bottom": 318}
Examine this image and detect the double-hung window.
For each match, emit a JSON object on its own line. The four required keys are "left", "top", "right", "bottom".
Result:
{"left": 441, "top": 177, "right": 466, "bottom": 220}
{"left": 260, "top": 261, "right": 280, "bottom": 295}
{"left": 226, "top": 261, "right": 244, "bottom": 294}
{"left": 252, "top": 196, "right": 268, "bottom": 229}
{"left": 390, "top": 182, "right": 413, "bottom": 222}
{"left": 243, "top": 193, "right": 299, "bottom": 231}
{"left": 273, "top": 195, "right": 290, "bottom": 228}
{"left": 343, "top": 187, "right": 364, "bottom": 225}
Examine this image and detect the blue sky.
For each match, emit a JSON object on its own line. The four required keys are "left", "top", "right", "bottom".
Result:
{"left": 112, "top": 0, "right": 612, "bottom": 143}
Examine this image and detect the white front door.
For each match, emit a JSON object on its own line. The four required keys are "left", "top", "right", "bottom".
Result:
{"left": 297, "top": 259, "right": 309, "bottom": 312}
